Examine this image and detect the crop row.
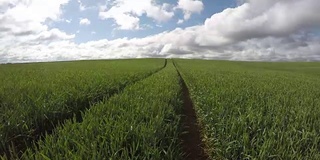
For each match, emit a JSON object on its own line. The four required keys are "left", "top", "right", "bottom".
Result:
{"left": 0, "top": 59, "right": 164, "bottom": 156}
{"left": 5, "top": 60, "right": 184, "bottom": 159}
{"left": 175, "top": 59, "right": 320, "bottom": 159}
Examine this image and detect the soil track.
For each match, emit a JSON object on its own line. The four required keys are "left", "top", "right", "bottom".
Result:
{"left": 173, "top": 61, "right": 209, "bottom": 160}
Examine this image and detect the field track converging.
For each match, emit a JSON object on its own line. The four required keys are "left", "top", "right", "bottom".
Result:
{"left": 1, "top": 59, "right": 320, "bottom": 159}
{"left": 173, "top": 61, "right": 208, "bottom": 160}
{"left": 20, "top": 59, "right": 183, "bottom": 159}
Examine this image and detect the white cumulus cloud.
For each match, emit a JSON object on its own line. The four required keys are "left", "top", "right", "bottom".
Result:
{"left": 177, "top": 19, "right": 184, "bottom": 24}
{"left": 195, "top": 0, "right": 320, "bottom": 46}
{"left": 0, "top": 0, "right": 74, "bottom": 47}
{"left": 77, "top": 0, "right": 86, "bottom": 11}
{"left": 79, "top": 18, "right": 91, "bottom": 25}
{"left": 1, "top": 0, "right": 320, "bottom": 63}
{"left": 176, "top": 0, "right": 203, "bottom": 20}
{"left": 99, "top": 0, "right": 174, "bottom": 30}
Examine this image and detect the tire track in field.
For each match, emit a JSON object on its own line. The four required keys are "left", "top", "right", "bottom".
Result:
{"left": 73, "top": 58, "right": 167, "bottom": 123}
{"left": 173, "top": 60, "right": 209, "bottom": 160}
{"left": 3, "top": 59, "right": 168, "bottom": 159}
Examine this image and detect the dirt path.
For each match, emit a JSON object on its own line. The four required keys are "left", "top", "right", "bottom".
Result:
{"left": 173, "top": 61, "right": 209, "bottom": 160}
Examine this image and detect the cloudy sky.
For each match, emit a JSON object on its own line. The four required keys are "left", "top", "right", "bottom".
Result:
{"left": 0, "top": 0, "right": 320, "bottom": 63}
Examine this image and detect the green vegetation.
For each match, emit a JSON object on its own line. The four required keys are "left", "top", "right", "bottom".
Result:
{"left": 21, "top": 60, "right": 182, "bottom": 159}
{"left": 0, "top": 59, "right": 164, "bottom": 156}
{"left": 175, "top": 59, "right": 320, "bottom": 159}
{"left": 2, "top": 58, "right": 320, "bottom": 159}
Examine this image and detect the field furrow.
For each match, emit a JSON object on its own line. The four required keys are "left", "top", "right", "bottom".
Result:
{"left": 0, "top": 59, "right": 165, "bottom": 157}
{"left": 3, "top": 58, "right": 320, "bottom": 159}
{"left": 173, "top": 61, "right": 208, "bottom": 160}
{"left": 175, "top": 59, "right": 320, "bottom": 159}
{"left": 15, "top": 60, "right": 183, "bottom": 159}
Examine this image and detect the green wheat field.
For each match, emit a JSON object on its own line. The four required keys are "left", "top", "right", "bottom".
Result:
{"left": 1, "top": 59, "right": 320, "bottom": 159}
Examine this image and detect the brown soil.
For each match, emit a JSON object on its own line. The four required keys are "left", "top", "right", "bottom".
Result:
{"left": 173, "top": 61, "right": 209, "bottom": 160}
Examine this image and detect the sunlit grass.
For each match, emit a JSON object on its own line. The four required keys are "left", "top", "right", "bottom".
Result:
{"left": 0, "top": 59, "right": 164, "bottom": 156}
{"left": 2, "top": 58, "right": 320, "bottom": 159}
{"left": 176, "top": 59, "right": 320, "bottom": 159}
{"left": 21, "top": 60, "right": 183, "bottom": 159}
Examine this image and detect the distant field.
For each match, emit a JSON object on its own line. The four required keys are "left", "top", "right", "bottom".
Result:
{"left": 1, "top": 59, "right": 320, "bottom": 159}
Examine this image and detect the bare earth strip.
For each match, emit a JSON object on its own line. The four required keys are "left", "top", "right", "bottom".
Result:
{"left": 173, "top": 60, "right": 209, "bottom": 160}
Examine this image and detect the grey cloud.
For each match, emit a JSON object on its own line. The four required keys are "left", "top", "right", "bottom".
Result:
{"left": 13, "top": 30, "right": 36, "bottom": 36}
